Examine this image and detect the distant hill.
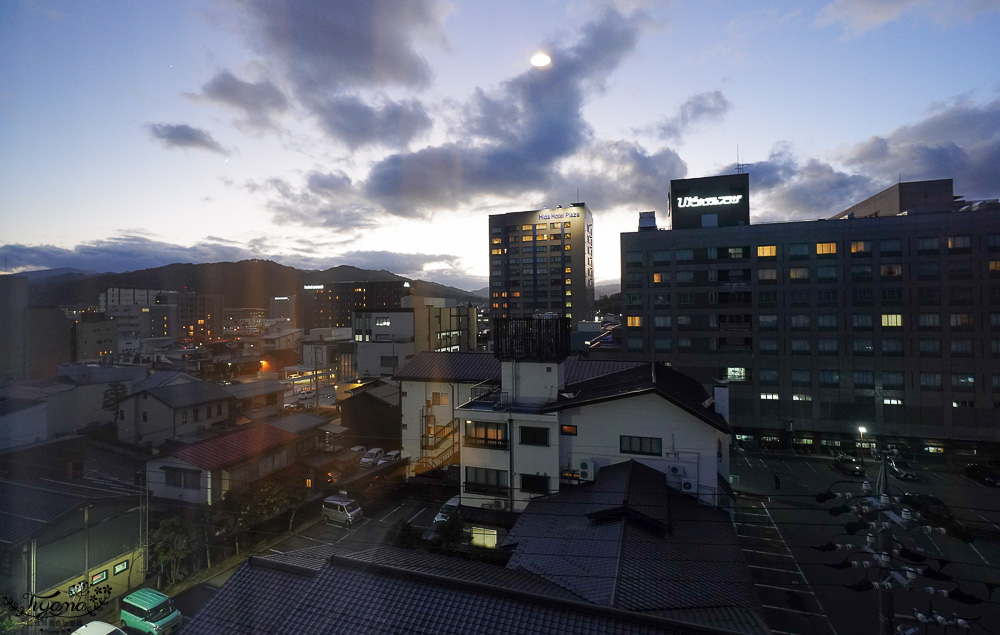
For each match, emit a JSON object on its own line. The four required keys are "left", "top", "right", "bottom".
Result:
{"left": 25, "top": 259, "right": 482, "bottom": 309}
{"left": 14, "top": 267, "right": 102, "bottom": 280}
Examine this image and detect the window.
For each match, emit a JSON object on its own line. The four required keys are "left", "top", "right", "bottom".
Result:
{"left": 652, "top": 272, "right": 666, "bottom": 284}
{"left": 676, "top": 249, "right": 693, "bottom": 261}
{"left": 759, "top": 314, "right": 777, "bottom": 329}
{"left": 818, "top": 338, "right": 838, "bottom": 353}
{"left": 851, "top": 264, "right": 872, "bottom": 279}
{"left": 759, "top": 338, "right": 778, "bottom": 352}
{"left": 465, "top": 467, "right": 509, "bottom": 495}
{"left": 948, "top": 235, "right": 971, "bottom": 250}
{"left": 654, "top": 315, "right": 671, "bottom": 329}
{"left": 919, "top": 339, "right": 941, "bottom": 354}
{"left": 880, "top": 264, "right": 902, "bottom": 278}
{"left": 791, "top": 314, "right": 810, "bottom": 329}
{"left": 653, "top": 337, "right": 672, "bottom": 352}
{"left": 677, "top": 315, "right": 692, "bottom": 326}
{"left": 676, "top": 271, "right": 694, "bottom": 282}
{"left": 991, "top": 261, "right": 1000, "bottom": 272}
{"left": 950, "top": 313, "right": 973, "bottom": 328}
{"left": 817, "top": 315, "right": 837, "bottom": 330}
{"left": 652, "top": 250, "right": 670, "bottom": 263}
{"left": 883, "top": 371, "right": 904, "bottom": 387}
{"left": 792, "top": 369, "right": 810, "bottom": 385}
{"left": 884, "top": 398, "right": 903, "bottom": 406}
{"left": 792, "top": 393, "right": 812, "bottom": 401}
{"left": 759, "top": 290, "right": 777, "bottom": 304}
{"left": 854, "top": 371, "right": 874, "bottom": 387}
{"left": 626, "top": 316, "right": 642, "bottom": 327}
{"left": 758, "top": 268, "right": 777, "bottom": 281}
{"left": 678, "top": 293, "right": 694, "bottom": 305}
{"left": 760, "top": 393, "right": 779, "bottom": 400}
{"left": 951, "top": 339, "right": 973, "bottom": 354}
{"left": 817, "top": 265, "right": 837, "bottom": 280}
{"left": 702, "top": 214, "right": 718, "bottom": 227}
{"left": 520, "top": 474, "right": 549, "bottom": 494}
{"left": 881, "top": 314, "right": 903, "bottom": 327}
{"left": 791, "top": 339, "right": 810, "bottom": 353}
{"left": 727, "top": 367, "right": 746, "bottom": 381}
{"left": 626, "top": 336, "right": 643, "bottom": 351}
{"left": 917, "top": 288, "right": 941, "bottom": 304}
{"left": 816, "top": 242, "right": 837, "bottom": 255}
{"left": 916, "top": 262, "right": 940, "bottom": 279}
{"left": 850, "top": 241, "right": 870, "bottom": 253}
{"left": 678, "top": 337, "right": 692, "bottom": 348}
{"left": 789, "top": 243, "right": 809, "bottom": 257}
{"left": 880, "top": 238, "right": 901, "bottom": 253}
{"left": 759, "top": 369, "right": 778, "bottom": 384}
{"left": 917, "top": 237, "right": 939, "bottom": 251}
{"left": 520, "top": 426, "right": 549, "bottom": 446}
{"left": 881, "top": 288, "right": 903, "bottom": 304}
{"left": 920, "top": 373, "right": 942, "bottom": 388}
{"left": 882, "top": 338, "right": 902, "bottom": 354}
{"left": 620, "top": 435, "right": 662, "bottom": 456}
{"left": 819, "top": 370, "right": 839, "bottom": 386}
{"left": 952, "top": 374, "right": 975, "bottom": 388}
{"left": 951, "top": 287, "right": 973, "bottom": 304}
{"left": 560, "top": 425, "right": 577, "bottom": 436}
{"left": 853, "top": 339, "right": 874, "bottom": 354}
{"left": 919, "top": 313, "right": 940, "bottom": 328}
{"left": 790, "top": 267, "right": 809, "bottom": 280}
{"left": 163, "top": 467, "right": 200, "bottom": 490}
{"left": 653, "top": 293, "right": 669, "bottom": 306}
{"left": 431, "top": 392, "right": 449, "bottom": 405}
{"left": 853, "top": 314, "right": 874, "bottom": 329}
{"left": 728, "top": 247, "right": 745, "bottom": 259}
{"left": 757, "top": 245, "right": 776, "bottom": 257}
{"left": 624, "top": 251, "right": 644, "bottom": 265}
{"left": 464, "top": 421, "right": 507, "bottom": 448}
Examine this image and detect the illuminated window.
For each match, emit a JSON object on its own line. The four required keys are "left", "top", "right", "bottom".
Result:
{"left": 652, "top": 273, "right": 664, "bottom": 283}
{"left": 792, "top": 394, "right": 812, "bottom": 401}
{"left": 491, "top": 237, "right": 501, "bottom": 244}
{"left": 850, "top": 241, "right": 870, "bottom": 253}
{"left": 491, "top": 248, "right": 502, "bottom": 255}
{"left": 757, "top": 245, "right": 776, "bottom": 257}
{"left": 564, "top": 244, "right": 571, "bottom": 251}
{"left": 990, "top": 261, "right": 1000, "bottom": 271}
{"left": 564, "top": 267, "right": 572, "bottom": 274}
{"left": 521, "top": 224, "right": 533, "bottom": 230}
{"left": 790, "top": 267, "right": 809, "bottom": 280}
{"left": 522, "top": 236, "right": 534, "bottom": 242}
{"left": 881, "top": 314, "right": 903, "bottom": 327}
{"left": 727, "top": 367, "right": 746, "bottom": 381}
{"left": 760, "top": 393, "right": 779, "bottom": 400}
{"left": 535, "top": 223, "right": 546, "bottom": 229}
{"left": 627, "top": 316, "right": 642, "bottom": 327}
{"left": 948, "top": 236, "right": 971, "bottom": 249}
{"left": 816, "top": 242, "right": 837, "bottom": 254}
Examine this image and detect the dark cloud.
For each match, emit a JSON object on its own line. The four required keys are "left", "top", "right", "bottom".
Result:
{"left": 364, "top": 9, "right": 645, "bottom": 215}
{"left": 331, "top": 250, "right": 461, "bottom": 279}
{"left": 838, "top": 96, "right": 1000, "bottom": 199}
{"left": 234, "top": 0, "right": 446, "bottom": 146}
{"left": 244, "top": 175, "right": 378, "bottom": 231}
{"left": 146, "top": 123, "right": 227, "bottom": 154}
{"left": 310, "top": 95, "right": 431, "bottom": 149}
{"left": 653, "top": 90, "right": 732, "bottom": 141}
{"left": 194, "top": 71, "right": 287, "bottom": 130}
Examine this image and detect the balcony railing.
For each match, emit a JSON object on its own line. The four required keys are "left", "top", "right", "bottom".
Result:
{"left": 464, "top": 482, "right": 510, "bottom": 497}
{"left": 463, "top": 436, "right": 509, "bottom": 450}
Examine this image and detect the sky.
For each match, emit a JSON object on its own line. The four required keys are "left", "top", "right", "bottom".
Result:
{"left": 1, "top": 0, "right": 999, "bottom": 291}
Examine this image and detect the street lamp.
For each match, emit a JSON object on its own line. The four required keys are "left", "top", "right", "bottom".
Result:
{"left": 859, "top": 426, "right": 867, "bottom": 466}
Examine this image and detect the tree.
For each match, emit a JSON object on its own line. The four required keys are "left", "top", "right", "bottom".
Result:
{"left": 101, "top": 381, "right": 128, "bottom": 423}
{"left": 594, "top": 292, "right": 622, "bottom": 315}
{"left": 150, "top": 516, "right": 198, "bottom": 585}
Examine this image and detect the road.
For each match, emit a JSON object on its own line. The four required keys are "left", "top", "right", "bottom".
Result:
{"left": 732, "top": 451, "right": 1000, "bottom": 634}
{"left": 172, "top": 487, "right": 448, "bottom": 621}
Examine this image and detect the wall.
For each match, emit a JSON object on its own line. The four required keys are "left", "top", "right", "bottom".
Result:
{"left": 0, "top": 401, "right": 47, "bottom": 450}
{"left": 147, "top": 455, "right": 209, "bottom": 505}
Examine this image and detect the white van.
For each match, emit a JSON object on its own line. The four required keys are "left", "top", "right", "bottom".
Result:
{"left": 322, "top": 494, "right": 362, "bottom": 527}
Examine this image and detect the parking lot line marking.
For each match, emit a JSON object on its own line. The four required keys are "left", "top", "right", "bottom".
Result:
{"left": 742, "top": 548, "right": 794, "bottom": 558}
{"left": 926, "top": 471, "right": 947, "bottom": 482}
{"left": 805, "top": 462, "right": 818, "bottom": 474}
{"left": 296, "top": 535, "right": 328, "bottom": 544}
{"left": 268, "top": 548, "right": 283, "bottom": 553}
{"left": 755, "top": 583, "right": 817, "bottom": 596}
{"left": 970, "top": 543, "right": 990, "bottom": 565}
{"left": 748, "top": 564, "right": 800, "bottom": 575}
{"left": 962, "top": 475, "right": 987, "bottom": 489}
{"left": 762, "top": 604, "right": 829, "bottom": 617}
{"left": 780, "top": 460, "right": 792, "bottom": 472}
{"left": 971, "top": 510, "right": 1000, "bottom": 530}
{"left": 380, "top": 504, "right": 404, "bottom": 522}
{"left": 407, "top": 507, "right": 427, "bottom": 524}
{"left": 737, "top": 534, "right": 785, "bottom": 543}
{"left": 926, "top": 533, "right": 943, "bottom": 555}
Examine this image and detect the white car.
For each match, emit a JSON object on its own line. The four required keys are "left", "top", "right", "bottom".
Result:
{"left": 298, "top": 389, "right": 316, "bottom": 400}
{"left": 434, "top": 496, "right": 460, "bottom": 524}
{"left": 377, "top": 450, "right": 401, "bottom": 465}
{"left": 360, "top": 448, "right": 384, "bottom": 467}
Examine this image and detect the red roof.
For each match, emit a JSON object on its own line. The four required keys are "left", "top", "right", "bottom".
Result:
{"left": 172, "top": 425, "right": 297, "bottom": 471}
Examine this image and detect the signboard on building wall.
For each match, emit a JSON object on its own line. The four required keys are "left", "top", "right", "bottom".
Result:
{"left": 669, "top": 173, "right": 750, "bottom": 229}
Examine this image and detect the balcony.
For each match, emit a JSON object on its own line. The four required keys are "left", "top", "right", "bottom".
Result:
{"left": 463, "top": 436, "right": 509, "bottom": 450}
{"left": 464, "top": 482, "right": 510, "bottom": 497}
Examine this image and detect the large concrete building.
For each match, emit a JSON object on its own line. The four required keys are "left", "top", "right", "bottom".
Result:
{"left": 488, "top": 203, "right": 595, "bottom": 327}
{"left": 619, "top": 176, "right": 1000, "bottom": 460}
{"left": 300, "top": 280, "right": 409, "bottom": 331}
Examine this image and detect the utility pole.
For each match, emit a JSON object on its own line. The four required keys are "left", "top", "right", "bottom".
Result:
{"left": 875, "top": 447, "right": 894, "bottom": 635}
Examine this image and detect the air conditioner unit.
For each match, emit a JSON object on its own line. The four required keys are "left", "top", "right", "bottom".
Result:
{"left": 578, "top": 458, "right": 595, "bottom": 481}
{"left": 667, "top": 463, "right": 686, "bottom": 477}
{"left": 680, "top": 478, "right": 697, "bottom": 493}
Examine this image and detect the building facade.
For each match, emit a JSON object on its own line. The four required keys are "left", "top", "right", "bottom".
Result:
{"left": 301, "top": 280, "right": 409, "bottom": 331}
{"left": 488, "top": 204, "right": 595, "bottom": 327}
{"left": 619, "top": 177, "right": 1000, "bottom": 459}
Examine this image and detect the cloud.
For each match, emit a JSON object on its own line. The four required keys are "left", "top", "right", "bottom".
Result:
{"left": 243, "top": 174, "right": 379, "bottom": 231}
{"left": 330, "top": 250, "right": 460, "bottom": 278}
{"left": 815, "top": 0, "right": 1000, "bottom": 37}
{"left": 233, "top": 0, "right": 447, "bottom": 147}
{"left": 838, "top": 96, "right": 1000, "bottom": 199}
{"left": 146, "top": 123, "right": 227, "bottom": 154}
{"left": 363, "top": 8, "right": 645, "bottom": 215}
{"left": 193, "top": 70, "right": 288, "bottom": 130}
{"left": 653, "top": 90, "right": 732, "bottom": 141}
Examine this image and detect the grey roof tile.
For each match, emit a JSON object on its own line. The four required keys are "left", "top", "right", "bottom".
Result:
{"left": 266, "top": 412, "right": 330, "bottom": 435}
{"left": 146, "top": 381, "right": 233, "bottom": 409}
{"left": 393, "top": 351, "right": 500, "bottom": 383}
{"left": 170, "top": 424, "right": 297, "bottom": 471}
{"left": 224, "top": 379, "right": 286, "bottom": 400}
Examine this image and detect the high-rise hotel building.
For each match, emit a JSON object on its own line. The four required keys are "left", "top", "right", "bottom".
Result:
{"left": 619, "top": 176, "right": 1000, "bottom": 459}
{"left": 488, "top": 203, "right": 595, "bottom": 327}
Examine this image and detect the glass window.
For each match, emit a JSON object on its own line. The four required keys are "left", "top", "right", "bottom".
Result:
{"left": 819, "top": 370, "right": 839, "bottom": 386}
{"left": 520, "top": 426, "right": 549, "bottom": 446}
{"left": 624, "top": 251, "right": 644, "bottom": 265}
{"left": 791, "top": 314, "right": 810, "bottom": 328}
{"left": 652, "top": 272, "right": 666, "bottom": 283}
{"left": 759, "top": 369, "right": 778, "bottom": 384}
{"left": 653, "top": 315, "right": 671, "bottom": 328}
{"left": 758, "top": 268, "right": 777, "bottom": 281}
{"left": 883, "top": 371, "right": 904, "bottom": 387}
{"left": 728, "top": 247, "right": 745, "bottom": 258}
{"left": 881, "top": 314, "right": 903, "bottom": 327}
{"left": 789, "top": 243, "right": 809, "bottom": 256}
{"left": 880, "top": 238, "right": 901, "bottom": 253}
{"left": 952, "top": 374, "right": 974, "bottom": 387}
{"left": 817, "top": 315, "right": 837, "bottom": 329}
{"left": 950, "top": 313, "right": 973, "bottom": 328}
{"left": 916, "top": 262, "right": 940, "bottom": 279}
{"left": 817, "top": 265, "right": 837, "bottom": 280}
{"left": 951, "top": 340, "right": 973, "bottom": 354}
{"left": 854, "top": 371, "right": 874, "bottom": 387}
{"left": 626, "top": 316, "right": 641, "bottom": 327}
{"left": 882, "top": 338, "right": 903, "bottom": 353}
{"left": 816, "top": 242, "right": 837, "bottom": 255}
{"left": 653, "top": 337, "right": 671, "bottom": 352}
{"left": 818, "top": 338, "right": 838, "bottom": 353}
{"left": 917, "top": 237, "right": 939, "bottom": 250}
{"left": 850, "top": 241, "right": 870, "bottom": 253}
{"left": 759, "top": 338, "right": 778, "bottom": 351}
{"left": 948, "top": 236, "right": 971, "bottom": 249}
{"left": 757, "top": 245, "right": 777, "bottom": 257}
{"left": 853, "top": 339, "right": 874, "bottom": 353}
{"left": 853, "top": 314, "right": 873, "bottom": 328}
{"left": 792, "top": 369, "right": 810, "bottom": 384}
{"left": 620, "top": 435, "right": 662, "bottom": 456}
{"left": 918, "top": 313, "right": 940, "bottom": 328}
{"left": 919, "top": 339, "right": 941, "bottom": 353}
{"left": 880, "top": 264, "right": 902, "bottom": 277}
{"left": 851, "top": 264, "right": 872, "bottom": 278}
{"left": 676, "top": 271, "right": 694, "bottom": 282}
{"left": 791, "top": 339, "right": 809, "bottom": 352}
{"left": 652, "top": 250, "right": 670, "bottom": 262}
{"left": 792, "top": 393, "right": 812, "bottom": 401}
{"left": 790, "top": 267, "right": 809, "bottom": 280}
{"left": 760, "top": 393, "right": 779, "bottom": 400}
{"left": 560, "top": 425, "right": 577, "bottom": 436}
{"left": 676, "top": 249, "right": 693, "bottom": 261}
{"left": 759, "top": 314, "right": 777, "bottom": 329}
{"left": 920, "top": 373, "right": 942, "bottom": 388}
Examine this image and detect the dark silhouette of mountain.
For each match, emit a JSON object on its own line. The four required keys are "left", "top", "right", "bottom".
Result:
{"left": 14, "top": 267, "right": 102, "bottom": 280}
{"left": 26, "top": 260, "right": 482, "bottom": 309}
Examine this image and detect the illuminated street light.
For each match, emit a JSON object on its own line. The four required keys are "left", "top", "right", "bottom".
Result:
{"left": 530, "top": 52, "right": 551, "bottom": 67}
{"left": 859, "top": 426, "right": 867, "bottom": 466}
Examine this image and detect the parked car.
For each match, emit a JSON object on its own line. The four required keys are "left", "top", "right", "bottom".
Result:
{"left": 887, "top": 458, "right": 918, "bottom": 480}
{"left": 964, "top": 464, "right": 1000, "bottom": 486}
{"left": 434, "top": 495, "right": 461, "bottom": 524}
{"left": 321, "top": 494, "right": 363, "bottom": 527}
{"left": 298, "top": 389, "right": 316, "bottom": 400}
{"left": 377, "top": 450, "right": 401, "bottom": 465}
{"left": 360, "top": 448, "right": 384, "bottom": 467}
{"left": 71, "top": 623, "right": 127, "bottom": 635}
{"left": 899, "top": 493, "right": 956, "bottom": 527}
{"left": 833, "top": 454, "right": 865, "bottom": 477}
{"left": 120, "top": 589, "right": 182, "bottom": 634}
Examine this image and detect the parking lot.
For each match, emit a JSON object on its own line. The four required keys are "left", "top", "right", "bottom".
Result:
{"left": 731, "top": 451, "right": 1000, "bottom": 634}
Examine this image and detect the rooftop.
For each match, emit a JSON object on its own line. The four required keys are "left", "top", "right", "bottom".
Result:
{"left": 143, "top": 381, "right": 233, "bottom": 409}
{"left": 266, "top": 412, "right": 330, "bottom": 435}
{"left": 224, "top": 379, "right": 285, "bottom": 400}
{"left": 394, "top": 351, "right": 500, "bottom": 383}
{"left": 169, "top": 424, "right": 297, "bottom": 471}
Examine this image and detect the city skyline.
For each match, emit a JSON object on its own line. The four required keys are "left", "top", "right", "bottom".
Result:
{"left": 2, "top": 0, "right": 999, "bottom": 291}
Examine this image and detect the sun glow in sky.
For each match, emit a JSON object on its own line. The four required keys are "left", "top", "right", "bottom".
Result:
{"left": 1, "top": 1, "right": 999, "bottom": 290}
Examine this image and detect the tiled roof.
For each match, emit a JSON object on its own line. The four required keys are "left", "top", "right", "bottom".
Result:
{"left": 393, "top": 351, "right": 500, "bottom": 383}
{"left": 224, "top": 379, "right": 286, "bottom": 400}
{"left": 266, "top": 412, "right": 329, "bottom": 435}
{"left": 544, "top": 362, "right": 730, "bottom": 433}
{"left": 562, "top": 357, "right": 643, "bottom": 384}
{"left": 344, "top": 382, "right": 398, "bottom": 406}
{"left": 504, "top": 461, "right": 767, "bottom": 634}
{"left": 145, "top": 381, "right": 233, "bottom": 409}
{"left": 130, "top": 371, "right": 198, "bottom": 393}
{"left": 180, "top": 556, "right": 318, "bottom": 635}
{"left": 171, "top": 425, "right": 297, "bottom": 471}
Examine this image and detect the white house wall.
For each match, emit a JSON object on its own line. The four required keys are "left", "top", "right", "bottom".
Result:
{"left": 146, "top": 455, "right": 209, "bottom": 505}
{"left": 400, "top": 379, "right": 476, "bottom": 476}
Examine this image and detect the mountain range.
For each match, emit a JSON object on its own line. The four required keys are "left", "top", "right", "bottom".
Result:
{"left": 22, "top": 260, "right": 485, "bottom": 309}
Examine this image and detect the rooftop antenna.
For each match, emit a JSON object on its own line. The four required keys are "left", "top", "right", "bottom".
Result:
{"left": 735, "top": 145, "right": 746, "bottom": 174}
